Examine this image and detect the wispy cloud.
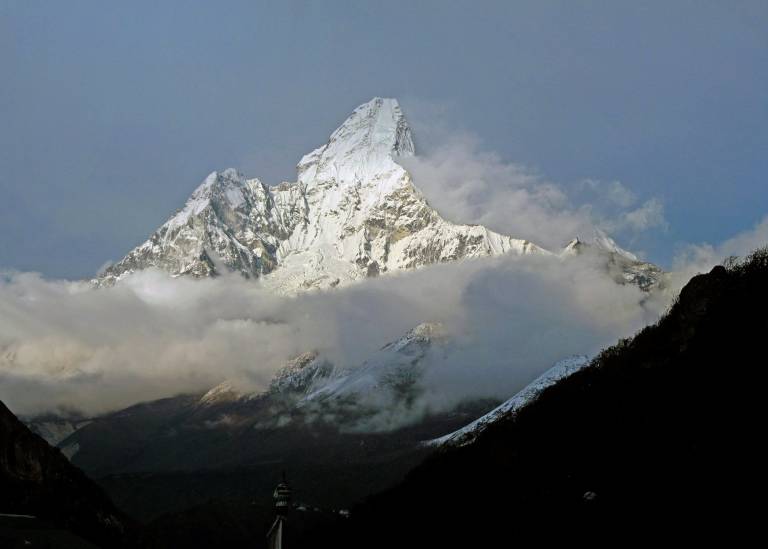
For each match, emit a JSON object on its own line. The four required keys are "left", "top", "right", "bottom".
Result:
{"left": 399, "top": 135, "right": 667, "bottom": 252}
{"left": 673, "top": 215, "right": 768, "bottom": 278}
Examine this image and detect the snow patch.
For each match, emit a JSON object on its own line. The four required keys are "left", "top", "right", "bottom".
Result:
{"left": 199, "top": 381, "right": 242, "bottom": 406}
{"left": 427, "top": 355, "right": 590, "bottom": 448}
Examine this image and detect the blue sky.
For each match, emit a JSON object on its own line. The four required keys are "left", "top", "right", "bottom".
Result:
{"left": 1, "top": 1, "right": 766, "bottom": 278}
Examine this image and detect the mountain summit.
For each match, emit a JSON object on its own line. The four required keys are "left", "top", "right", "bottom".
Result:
{"left": 97, "top": 98, "right": 545, "bottom": 291}
{"left": 297, "top": 97, "right": 415, "bottom": 188}
{"left": 97, "top": 97, "right": 657, "bottom": 292}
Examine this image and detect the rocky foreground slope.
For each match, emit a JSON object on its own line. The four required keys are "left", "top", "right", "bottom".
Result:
{"left": 304, "top": 249, "right": 768, "bottom": 545}
{"left": 0, "top": 401, "right": 136, "bottom": 548}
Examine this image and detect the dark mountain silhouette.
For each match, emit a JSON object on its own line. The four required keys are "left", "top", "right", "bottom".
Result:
{"left": 304, "top": 249, "right": 767, "bottom": 545}
{"left": 0, "top": 400, "right": 137, "bottom": 548}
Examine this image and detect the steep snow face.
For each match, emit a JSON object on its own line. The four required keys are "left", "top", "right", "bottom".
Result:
{"left": 427, "top": 355, "right": 590, "bottom": 448}
{"left": 296, "top": 97, "right": 415, "bottom": 190}
{"left": 97, "top": 97, "right": 546, "bottom": 291}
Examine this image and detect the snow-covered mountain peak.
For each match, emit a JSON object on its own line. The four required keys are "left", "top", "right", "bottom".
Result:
{"left": 559, "top": 229, "right": 662, "bottom": 290}
{"left": 166, "top": 169, "right": 257, "bottom": 228}
{"left": 381, "top": 322, "right": 446, "bottom": 353}
{"left": 562, "top": 237, "right": 582, "bottom": 256}
{"left": 562, "top": 230, "right": 636, "bottom": 262}
{"left": 96, "top": 97, "right": 659, "bottom": 293}
{"left": 287, "top": 98, "right": 416, "bottom": 238}
{"left": 590, "top": 228, "right": 639, "bottom": 262}
{"left": 297, "top": 98, "right": 413, "bottom": 191}
{"left": 328, "top": 97, "right": 414, "bottom": 158}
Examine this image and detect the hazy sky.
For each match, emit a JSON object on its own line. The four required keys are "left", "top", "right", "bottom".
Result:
{"left": 1, "top": 1, "right": 766, "bottom": 278}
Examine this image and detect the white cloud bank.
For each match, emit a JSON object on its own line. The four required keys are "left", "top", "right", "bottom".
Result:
{"left": 0, "top": 250, "right": 669, "bottom": 418}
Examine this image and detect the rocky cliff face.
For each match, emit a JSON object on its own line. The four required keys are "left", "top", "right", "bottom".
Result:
{"left": 0, "top": 400, "right": 136, "bottom": 547}
{"left": 97, "top": 98, "right": 551, "bottom": 291}
{"left": 97, "top": 168, "right": 303, "bottom": 285}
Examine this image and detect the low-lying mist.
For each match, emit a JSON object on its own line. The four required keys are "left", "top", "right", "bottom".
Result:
{"left": 1, "top": 251, "right": 667, "bottom": 420}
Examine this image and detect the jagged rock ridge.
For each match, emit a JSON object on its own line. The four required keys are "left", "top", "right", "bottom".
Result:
{"left": 97, "top": 98, "right": 552, "bottom": 291}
